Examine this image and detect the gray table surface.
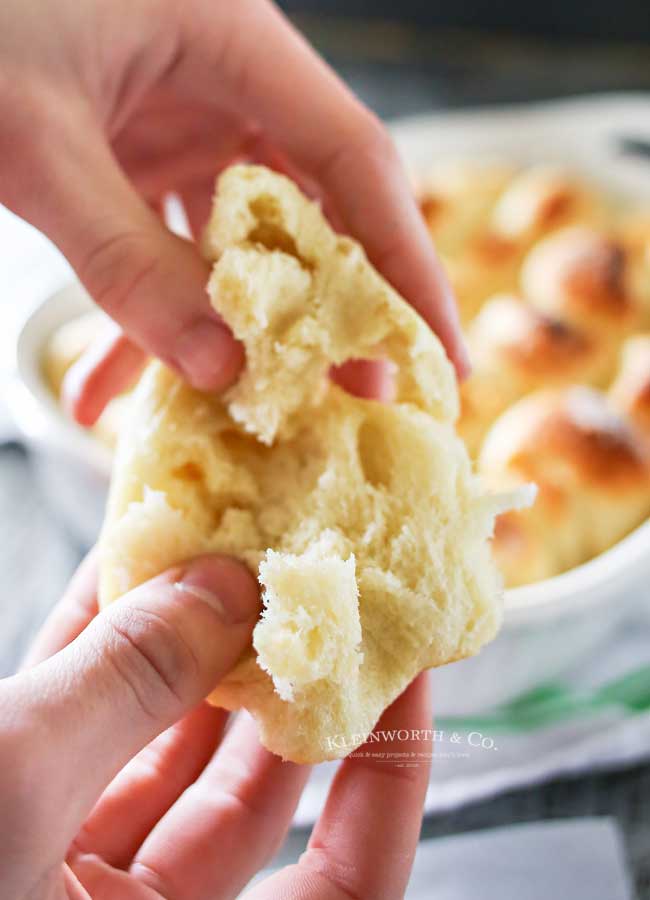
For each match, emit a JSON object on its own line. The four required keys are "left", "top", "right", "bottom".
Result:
{"left": 2, "top": 17, "right": 650, "bottom": 897}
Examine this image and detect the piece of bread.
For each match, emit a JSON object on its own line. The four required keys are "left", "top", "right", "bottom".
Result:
{"left": 459, "top": 294, "right": 610, "bottom": 456}
{"left": 609, "top": 334, "right": 650, "bottom": 436}
{"left": 202, "top": 166, "right": 457, "bottom": 444}
{"left": 99, "top": 164, "right": 524, "bottom": 763}
{"left": 479, "top": 386, "right": 650, "bottom": 587}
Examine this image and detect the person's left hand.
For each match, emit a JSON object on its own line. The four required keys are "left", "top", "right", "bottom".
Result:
{"left": 1, "top": 551, "right": 432, "bottom": 899}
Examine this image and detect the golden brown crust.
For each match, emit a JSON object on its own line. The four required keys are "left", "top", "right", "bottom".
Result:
{"left": 561, "top": 241, "right": 627, "bottom": 317}
{"left": 480, "top": 387, "right": 650, "bottom": 586}
{"left": 486, "top": 387, "right": 649, "bottom": 488}
{"left": 533, "top": 187, "right": 575, "bottom": 230}
{"left": 491, "top": 166, "right": 604, "bottom": 243}
{"left": 467, "top": 232, "right": 520, "bottom": 266}
{"left": 522, "top": 227, "right": 636, "bottom": 330}
{"left": 609, "top": 334, "right": 650, "bottom": 436}
{"left": 509, "top": 393, "right": 649, "bottom": 491}
{"left": 492, "top": 307, "right": 595, "bottom": 377}
{"left": 418, "top": 193, "right": 445, "bottom": 230}
{"left": 458, "top": 296, "right": 607, "bottom": 457}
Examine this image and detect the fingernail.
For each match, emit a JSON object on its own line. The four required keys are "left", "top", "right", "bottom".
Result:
{"left": 175, "top": 555, "right": 260, "bottom": 625}
{"left": 174, "top": 318, "right": 245, "bottom": 392}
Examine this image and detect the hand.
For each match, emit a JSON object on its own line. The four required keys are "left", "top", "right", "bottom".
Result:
{"left": 0, "top": 0, "right": 467, "bottom": 425}
{"left": 2, "top": 552, "right": 433, "bottom": 900}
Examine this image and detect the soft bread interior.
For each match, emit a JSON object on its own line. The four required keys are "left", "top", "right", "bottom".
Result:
{"left": 99, "top": 165, "right": 523, "bottom": 762}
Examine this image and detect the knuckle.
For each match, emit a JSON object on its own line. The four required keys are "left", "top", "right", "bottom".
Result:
{"left": 102, "top": 604, "right": 199, "bottom": 720}
{"left": 78, "top": 230, "right": 160, "bottom": 319}
{"left": 299, "top": 850, "right": 365, "bottom": 900}
{"left": 130, "top": 860, "right": 177, "bottom": 898}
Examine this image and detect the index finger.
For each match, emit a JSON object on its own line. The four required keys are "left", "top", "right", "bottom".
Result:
{"left": 184, "top": 1, "right": 469, "bottom": 377}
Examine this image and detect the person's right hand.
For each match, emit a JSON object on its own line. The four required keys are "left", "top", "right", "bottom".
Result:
{"left": 0, "top": 0, "right": 467, "bottom": 425}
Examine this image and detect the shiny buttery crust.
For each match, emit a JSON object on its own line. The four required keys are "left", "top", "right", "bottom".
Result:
{"left": 479, "top": 386, "right": 650, "bottom": 587}
{"left": 458, "top": 294, "right": 609, "bottom": 455}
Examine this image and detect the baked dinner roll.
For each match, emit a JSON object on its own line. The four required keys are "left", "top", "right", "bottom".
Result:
{"left": 418, "top": 160, "right": 515, "bottom": 256}
{"left": 459, "top": 295, "right": 609, "bottom": 456}
{"left": 521, "top": 225, "right": 640, "bottom": 378}
{"left": 420, "top": 164, "right": 603, "bottom": 325}
{"left": 490, "top": 165, "right": 604, "bottom": 245}
{"left": 616, "top": 213, "right": 650, "bottom": 321}
{"left": 99, "top": 165, "right": 527, "bottom": 763}
{"left": 609, "top": 334, "right": 650, "bottom": 437}
{"left": 43, "top": 310, "right": 128, "bottom": 448}
{"left": 444, "top": 232, "right": 523, "bottom": 325}
{"left": 479, "top": 386, "right": 650, "bottom": 587}
{"left": 418, "top": 161, "right": 520, "bottom": 323}
{"left": 521, "top": 226, "right": 637, "bottom": 331}
{"left": 43, "top": 310, "right": 109, "bottom": 395}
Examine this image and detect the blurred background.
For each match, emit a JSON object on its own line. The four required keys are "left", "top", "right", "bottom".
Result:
{"left": 279, "top": 0, "right": 650, "bottom": 114}
{"left": 2, "top": 2, "right": 650, "bottom": 897}
{"left": 282, "top": 0, "right": 650, "bottom": 39}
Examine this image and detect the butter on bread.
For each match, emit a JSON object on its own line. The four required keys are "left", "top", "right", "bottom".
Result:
{"left": 479, "top": 386, "right": 650, "bottom": 586}
{"left": 99, "top": 164, "right": 522, "bottom": 763}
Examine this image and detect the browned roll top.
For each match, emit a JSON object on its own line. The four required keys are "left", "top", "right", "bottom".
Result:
{"left": 506, "top": 389, "right": 649, "bottom": 491}
{"left": 522, "top": 227, "right": 636, "bottom": 330}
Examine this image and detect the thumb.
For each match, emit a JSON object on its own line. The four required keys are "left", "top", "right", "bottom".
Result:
{"left": 5, "top": 554, "right": 260, "bottom": 855}
{"left": 1, "top": 112, "right": 243, "bottom": 391}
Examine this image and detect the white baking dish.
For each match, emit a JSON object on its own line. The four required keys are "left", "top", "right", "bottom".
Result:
{"left": 4, "top": 284, "right": 113, "bottom": 547}
{"left": 4, "top": 93, "right": 650, "bottom": 715}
